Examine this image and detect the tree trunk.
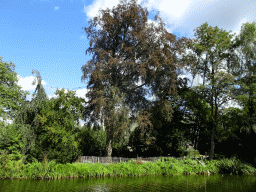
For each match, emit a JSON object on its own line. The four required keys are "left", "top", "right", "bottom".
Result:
{"left": 105, "top": 135, "right": 113, "bottom": 163}
{"left": 248, "top": 85, "right": 255, "bottom": 133}
{"left": 209, "top": 60, "right": 215, "bottom": 160}
{"left": 195, "top": 124, "right": 200, "bottom": 150}
{"left": 209, "top": 123, "right": 215, "bottom": 160}
{"left": 210, "top": 94, "right": 218, "bottom": 160}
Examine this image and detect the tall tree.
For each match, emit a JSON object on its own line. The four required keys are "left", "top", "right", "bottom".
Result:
{"left": 30, "top": 69, "right": 49, "bottom": 111}
{"left": 227, "top": 21, "right": 256, "bottom": 134}
{"left": 0, "top": 56, "right": 30, "bottom": 126}
{"left": 0, "top": 57, "right": 37, "bottom": 161}
{"left": 179, "top": 86, "right": 213, "bottom": 152}
{"left": 14, "top": 70, "right": 49, "bottom": 137}
{"left": 36, "top": 88, "right": 85, "bottom": 163}
{"left": 12, "top": 70, "right": 51, "bottom": 161}
{"left": 182, "top": 23, "right": 239, "bottom": 159}
{"left": 81, "top": 0, "right": 190, "bottom": 157}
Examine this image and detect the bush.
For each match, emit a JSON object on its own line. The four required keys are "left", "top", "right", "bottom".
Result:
{"left": 156, "top": 157, "right": 177, "bottom": 163}
{"left": 0, "top": 151, "right": 12, "bottom": 170}
{"left": 0, "top": 151, "right": 25, "bottom": 178}
{"left": 47, "top": 138, "right": 82, "bottom": 164}
{"left": 0, "top": 123, "right": 24, "bottom": 161}
{"left": 1, "top": 156, "right": 256, "bottom": 179}
{"left": 186, "top": 149, "right": 200, "bottom": 158}
{"left": 176, "top": 146, "right": 186, "bottom": 157}
{"left": 77, "top": 126, "right": 106, "bottom": 156}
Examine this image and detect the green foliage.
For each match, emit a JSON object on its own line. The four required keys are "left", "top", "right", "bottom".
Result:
{"left": 10, "top": 70, "right": 51, "bottom": 163}
{"left": 186, "top": 149, "right": 200, "bottom": 158}
{"left": 230, "top": 22, "right": 256, "bottom": 126}
{"left": 0, "top": 151, "right": 12, "bottom": 170}
{"left": 183, "top": 22, "right": 239, "bottom": 159}
{"left": 216, "top": 107, "right": 248, "bottom": 141}
{"left": 77, "top": 125, "right": 106, "bottom": 156}
{"left": 0, "top": 63, "right": 88, "bottom": 164}
{"left": 35, "top": 88, "right": 85, "bottom": 163}
{"left": 46, "top": 136, "right": 82, "bottom": 164}
{"left": 0, "top": 122, "right": 37, "bottom": 165}
{"left": 181, "top": 159, "right": 199, "bottom": 167}
{"left": 81, "top": 0, "right": 191, "bottom": 157}
{"left": 176, "top": 146, "right": 187, "bottom": 157}
{"left": 0, "top": 57, "right": 30, "bottom": 122}
{"left": 145, "top": 96, "right": 201, "bottom": 157}
{"left": 0, "top": 151, "right": 25, "bottom": 178}
{"left": 2, "top": 8, "right": 256, "bottom": 169}
{"left": 206, "top": 156, "right": 256, "bottom": 175}
{"left": 0, "top": 123, "right": 24, "bottom": 161}
{"left": 155, "top": 157, "right": 179, "bottom": 163}
{"left": 1, "top": 157, "right": 256, "bottom": 179}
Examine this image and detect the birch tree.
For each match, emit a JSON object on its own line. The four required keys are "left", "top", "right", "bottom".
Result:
{"left": 81, "top": 0, "right": 189, "bottom": 157}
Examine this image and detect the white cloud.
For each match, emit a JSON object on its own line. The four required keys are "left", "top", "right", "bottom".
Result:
{"left": 46, "top": 87, "right": 88, "bottom": 101}
{"left": 147, "top": 0, "right": 192, "bottom": 19}
{"left": 16, "top": 75, "right": 47, "bottom": 92}
{"left": 0, "top": 74, "right": 90, "bottom": 126}
{"left": 54, "top": 6, "right": 59, "bottom": 11}
{"left": 83, "top": 0, "right": 192, "bottom": 23}
{"left": 83, "top": 0, "right": 145, "bottom": 31}
{"left": 79, "top": 0, "right": 256, "bottom": 113}
{"left": 82, "top": 0, "right": 256, "bottom": 39}
{"left": 83, "top": 0, "right": 119, "bottom": 20}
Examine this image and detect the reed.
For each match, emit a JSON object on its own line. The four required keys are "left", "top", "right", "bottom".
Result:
{"left": 1, "top": 156, "right": 256, "bottom": 179}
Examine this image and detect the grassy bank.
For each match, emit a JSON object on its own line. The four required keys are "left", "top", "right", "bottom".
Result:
{"left": 1, "top": 157, "right": 256, "bottom": 179}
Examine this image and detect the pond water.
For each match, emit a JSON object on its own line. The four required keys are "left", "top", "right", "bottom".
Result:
{"left": 1, "top": 174, "right": 256, "bottom": 192}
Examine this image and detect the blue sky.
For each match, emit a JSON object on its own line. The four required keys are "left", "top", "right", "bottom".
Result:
{"left": 1, "top": 0, "right": 255, "bottom": 126}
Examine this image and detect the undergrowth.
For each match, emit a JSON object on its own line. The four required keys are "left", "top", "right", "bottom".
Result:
{"left": 1, "top": 156, "right": 256, "bottom": 179}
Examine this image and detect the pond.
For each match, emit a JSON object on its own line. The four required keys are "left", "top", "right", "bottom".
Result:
{"left": 1, "top": 174, "right": 256, "bottom": 192}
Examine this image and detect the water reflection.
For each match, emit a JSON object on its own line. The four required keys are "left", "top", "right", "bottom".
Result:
{"left": 0, "top": 174, "right": 256, "bottom": 192}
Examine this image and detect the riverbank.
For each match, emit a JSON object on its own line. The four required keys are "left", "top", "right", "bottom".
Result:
{"left": 1, "top": 157, "right": 256, "bottom": 179}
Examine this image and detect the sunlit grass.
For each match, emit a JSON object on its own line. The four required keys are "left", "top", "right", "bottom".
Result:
{"left": 1, "top": 156, "right": 256, "bottom": 179}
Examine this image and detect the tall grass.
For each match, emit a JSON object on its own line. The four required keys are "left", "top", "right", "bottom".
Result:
{"left": 1, "top": 156, "right": 256, "bottom": 179}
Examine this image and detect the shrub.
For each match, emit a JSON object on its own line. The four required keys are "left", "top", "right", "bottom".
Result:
{"left": 185, "top": 149, "right": 200, "bottom": 158}
{"left": 0, "top": 123, "right": 24, "bottom": 161}
{"left": 135, "top": 157, "right": 143, "bottom": 165}
{"left": 176, "top": 146, "right": 186, "bottom": 157}
{"left": 47, "top": 138, "right": 82, "bottom": 164}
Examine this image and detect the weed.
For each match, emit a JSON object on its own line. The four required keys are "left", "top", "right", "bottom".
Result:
{"left": 1, "top": 156, "right": 256, "bottom": 179}
{"left": 135, "top": 157, "right": 143, "bottom": 165}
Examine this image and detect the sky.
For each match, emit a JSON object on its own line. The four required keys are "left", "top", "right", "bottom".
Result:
{"left": 1, "top": 0, "right": 255, "bottom": 126}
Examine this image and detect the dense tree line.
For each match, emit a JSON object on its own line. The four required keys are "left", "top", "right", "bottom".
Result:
{"left": 1, "top": 0, "right": 256, "bottom": 166}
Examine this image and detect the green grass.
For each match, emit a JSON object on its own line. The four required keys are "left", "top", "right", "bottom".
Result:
{"left": 1, "top": 156, "right": 256, "bottom": 179}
